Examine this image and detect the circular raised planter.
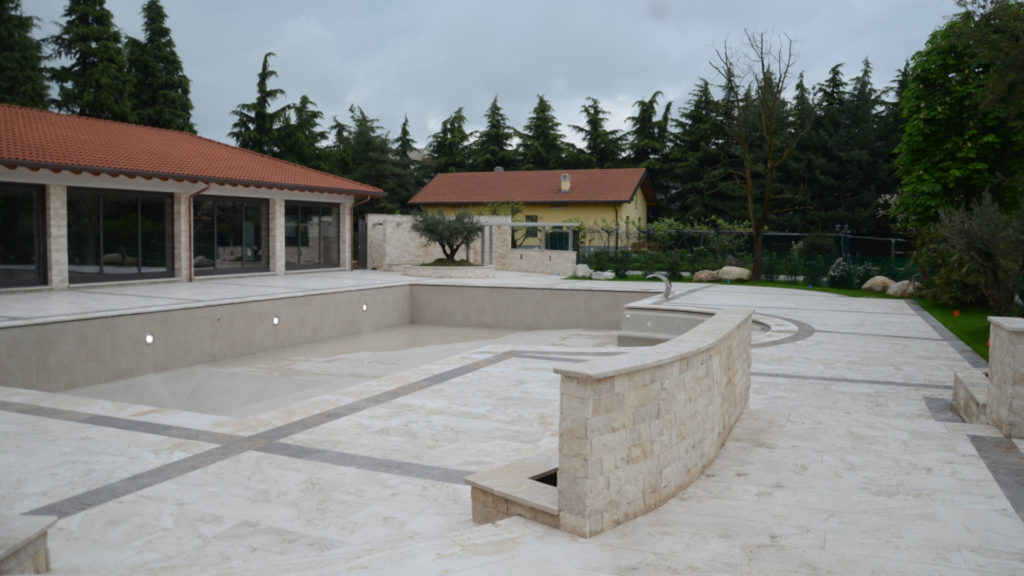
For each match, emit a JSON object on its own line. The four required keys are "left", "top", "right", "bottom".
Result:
{"left": 403, "top": 264, "right": 495, "bottom": 279}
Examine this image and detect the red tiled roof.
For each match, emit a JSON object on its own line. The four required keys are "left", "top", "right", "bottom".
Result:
{"left": 408, "top": 168, "right": 654, "bottom": 206}
{"left": 0, "top": 104, "right": 383, "bottom": 196}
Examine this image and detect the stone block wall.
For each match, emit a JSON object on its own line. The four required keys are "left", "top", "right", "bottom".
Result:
{"left": 987, "top": 317, "right": 1024, "bottom": 438}
{"left": 554, "top": 308, "right": 752, "bottom": 537}
{"left": 366, "top": 214, "right": 462, "bottom": 271}
{"left": 365, "top": 213, "right": 576, "bottom": 275}
{"left": 497, "top": 249, "right": 576, "bottom": 276}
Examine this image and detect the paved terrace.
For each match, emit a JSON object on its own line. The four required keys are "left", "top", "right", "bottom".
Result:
{"left": 1, "top": 271, "right": 1022, "bottom": 575}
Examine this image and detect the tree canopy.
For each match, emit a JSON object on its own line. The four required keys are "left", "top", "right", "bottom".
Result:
{"left": 229, "top": 52, "right": 290, "bottom": 155}
{"left": 125, "top": 0, "right": 194, "bottom": 132}
{"left": 893, "top": 0, "right": 1024, "bottom": 228}
{"left": 47, "top": 0, "right": 133, "bottom": 121}
{"left": 0, "top": 0, "right": 48, "bottom": 108}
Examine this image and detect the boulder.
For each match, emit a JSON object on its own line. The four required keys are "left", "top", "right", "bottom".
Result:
{"left": 591, "top": 270, "right": 615, "bottom": 280}
{"left": 718, "top": 266, "right": 752, "bottom": 282}
{"left": 693, "top": 269, "right": 720, "bottom": 282}
{"left": 887, "top": 280, "right": 921, "bottom": 297}
{"left": 861, "top": 275, "right": 895, "bottom": 293}
{"left": 573, "top": 264, "right": 592, "bottom": 278}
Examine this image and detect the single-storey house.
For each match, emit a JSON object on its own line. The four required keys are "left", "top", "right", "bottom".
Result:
{"left": 407, "top": 168, "right": 654, "bottom": 249}
{"left": 0, "top": 103, "right": 383, "bottom": 290}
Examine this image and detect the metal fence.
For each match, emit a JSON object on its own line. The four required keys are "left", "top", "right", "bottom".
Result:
{"left": 578, "top": 229, "right": 916, "bottom": 287}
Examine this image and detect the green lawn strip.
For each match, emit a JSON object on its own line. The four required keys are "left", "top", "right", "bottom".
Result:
{"left": 916, "top": 299, "right": 992, "bottom": 361}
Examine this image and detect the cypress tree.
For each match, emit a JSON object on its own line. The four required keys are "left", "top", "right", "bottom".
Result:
{"left": 426, "top": 107, "right": 471, "bottom": 173}
{"left": 470, "top": 96, "right": 517, "bottom": 171}
{"left": 229, "top": 52, "right": 289, "bottom": 155}
{"left": 126, "top": 0, "right": 194, "bottom": 132}
{"left": 48, "top": 0, "right": 133, "bottom": 121}
{"left": 0, "top": 0, "right": 49, "bottom": 108}
{"left": 571, "top": 97, "right": 624, "bottom": 168}
{"left": 516, "top": 95, "right": 567, "bottom": 170}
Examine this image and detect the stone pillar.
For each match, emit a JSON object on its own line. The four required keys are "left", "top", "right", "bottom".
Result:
{"left": 341, "top": 199, "right": 352, "bottom": 270}
{"left": 268, "top": 198, "right": 286, "bottom": 275}
{"left": 987, "top": 317, "right": 1024, "bottom": 438}
{"left": 45, "top": 185, "right": 68, "bottom": 289}
{"left": 174, "top": 194, "right": 190, "bottom": 281}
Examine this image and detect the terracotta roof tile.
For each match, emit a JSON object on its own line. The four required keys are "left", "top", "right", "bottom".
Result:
{"left": 0, "top": 104, "right": 383, "bottom": 196}
{"left": 408, "top": 168, "right": 654, "bottom": 206}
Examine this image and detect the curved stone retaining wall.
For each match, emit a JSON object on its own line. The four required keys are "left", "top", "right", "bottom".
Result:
{"left": 554, "top": 307, "right": 753, "bottom": 537}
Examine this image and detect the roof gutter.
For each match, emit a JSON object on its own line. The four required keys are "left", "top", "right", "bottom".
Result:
{"left": 187, "top": 184, "right": 210, "bottom": 282}
{"left": 1, "top": 159, "right": 385, "bottom": 197}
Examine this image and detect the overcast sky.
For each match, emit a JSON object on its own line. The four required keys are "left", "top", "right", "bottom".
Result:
{"left": 29, "top": 0, "right": 956, "bottom": 148}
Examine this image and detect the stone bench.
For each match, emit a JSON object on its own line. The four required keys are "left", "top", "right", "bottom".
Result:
{"left": 465, "top": 462, "right": 559, "bottom": 529}
{"left": 0, "top": 516, "right": 57, "bottom": 574}
{"left": 952, "top": 369, "right": 989, "bottom": 425}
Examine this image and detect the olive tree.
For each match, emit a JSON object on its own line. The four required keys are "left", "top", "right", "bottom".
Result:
{"left": 411, "top": 211, "right": 483, "bottom": 263}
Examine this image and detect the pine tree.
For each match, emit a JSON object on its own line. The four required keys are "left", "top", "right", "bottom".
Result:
{"left": 229, "top": 52, "right": 289, "bottom": 155}
{"left": 516, "top": 95, "right": 567, "bottom": 170}
{"left": 388, "top": 116, "right": 424, "bottom": 212}
{"left": 666, "top": 80, "right": 738, "bottom": 221}
{"left": 571, "top": 97, "right": 624, "bottom": 168}
{"left": 0, "top": 0, "right": 49, "bottom": 108}
{"left": 426, "top": 107, "right": 471, "bottom": 173}
{"left": 470, "top": 96, "right": 516, "bottom": 171}
{"left": 627, "top": 91, "right": 671, "bottom": 166}
{"left": 48, "top": 0, "right": 133, "bottom": 121}
{"left": 125, "top": 0, "right": 194, "bottom": 132}
{"left": 330, "top": 105, "right": 399, "bottom": 192}
{"left": 627, "top": 91, "right": 673, "bottom": 207}
{"left": 276, "top": 94, "right": 326, "bottom": 168}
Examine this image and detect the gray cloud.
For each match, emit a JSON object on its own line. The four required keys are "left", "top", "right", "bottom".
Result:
{"left": 30, "top": 0, "right": 953, "bottom": 147}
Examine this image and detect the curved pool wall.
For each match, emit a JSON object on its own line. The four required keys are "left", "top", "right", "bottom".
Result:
{"left": 555, "top": 307, "right": 752, "bottom": 537}
{"left": 0, "top": 286, "right": 650, "bottom": 393}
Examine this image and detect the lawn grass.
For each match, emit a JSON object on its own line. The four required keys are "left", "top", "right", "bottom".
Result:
{"left": 916, "top": 299, "right": 992, "bottom": 361}
{"left": 592, "top": 274, "right": 993, "bottom": 361}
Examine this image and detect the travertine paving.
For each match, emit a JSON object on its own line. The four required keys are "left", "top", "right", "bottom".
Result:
{"left": 1, "top": 272, "right": 1022, "bottom": 575}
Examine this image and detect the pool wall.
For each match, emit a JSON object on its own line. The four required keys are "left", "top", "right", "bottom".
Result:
{"left": 554, "top": 307, "right": 753, "bottom": 537}
{"left": 1, "top": 285, "right": 649, "bottom": 393}
{"left": 412, "top": 286, "right": 648, "bottom": 331}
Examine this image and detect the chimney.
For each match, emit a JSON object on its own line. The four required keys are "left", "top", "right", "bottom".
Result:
{"left": 560, "top": 173, "right": 571, "bottom": 193}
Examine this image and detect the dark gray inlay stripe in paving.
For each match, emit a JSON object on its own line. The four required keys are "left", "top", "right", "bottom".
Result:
{"left": 968, "top": 435, "right": 1024, "bottom": 522}
{"left": 815, "top": 329, "right": 943, "bottom": 342}
{"left": 697, "top": 302, "right": 919, "bottom": 317}
{"left": 0, "top": 400, "right": 239, "bottom": 445}
{"left": 17, "top": 349, "right": 597, "bottom": 518}
{"left": 924, "top": 396, "right": 964, "bottom": 423}
{"left": 753, "top": 371, "right": 953, "bottom": 390}
{"left": 26, "top": 441, "right": 258, "bottom": 518}
{"left": 751, "top": 314, "right": 815, "bottom": 349}
{"left": 909, "top": 301, "right": 988, "bottom": 370}
{"left": 259, "top": 443, "right": 471, "bottom": 485}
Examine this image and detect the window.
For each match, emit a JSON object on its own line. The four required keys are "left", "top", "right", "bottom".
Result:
{"left": 285, "top": 201, "right": 339, "bottom": 269}
{"left": 0, "top": 183, "right": 45, "bottom": 287}
{"left": 525, "top": 214, "right": 538, "bottom": 238}
{"left": 193, "top": 196, "right": 268, "bottom": 275}
{"left": 67, "top": 188, "right": 173, "bottom": 283}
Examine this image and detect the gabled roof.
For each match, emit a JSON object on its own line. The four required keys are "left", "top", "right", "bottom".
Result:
{"left": 0, "top": 104, "right": 383, "bottom": 196}
{"left": 408, "top": 168, "right": 655, "bottom": 206}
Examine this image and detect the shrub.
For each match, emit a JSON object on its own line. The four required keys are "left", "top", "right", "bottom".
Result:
{"left": 411, "top": 211, "right": 483, "bottom": 263}
{"left": 933, "top": 196, "right": 1024, "bottom": 316}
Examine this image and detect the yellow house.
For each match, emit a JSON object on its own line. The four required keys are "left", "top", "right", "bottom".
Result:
{"left": 407, "top": 168, "right": 654, "bottom": 249}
